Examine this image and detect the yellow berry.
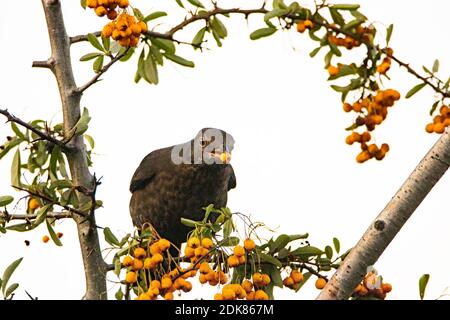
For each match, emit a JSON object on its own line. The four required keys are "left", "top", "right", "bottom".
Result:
{"left": 233, "top": 245, "right": 245, "bottom": 257}
{"left": 28, "top": 198, "right": 40, "bottom": 211}
{"left": 133, "top": 247, "right": 147, "bottom": 259}
{"left": 187, "top": 237, "right": 200, "bottom": 248}
{"left": 201, "top": 237, "right": 214, "bottom": 249}
{"left": 125, "top": 271, "right": 137, "bottom": 284}
{"left": 164, "top": 292, "right": 174, "bottom": 300}
{"left": 214, "top": 293, "right": 224, "bottom": 300}
{"left": 227, "top": 255, "right": 240, "bottom": 267}
{"left": 42, "top": 235, "right": 50, "bottom": 243}
{"left": 244, "top": 238, "right": 256, "bottom": 251}
{"left": 315, "top": 277, "right": 327, "bottom": 290}
{"left": 254, "top": 290, "right": 269, "bottom": 300}
{"left": 122, "top": 255, "right": 134, "bottom": 267}
{"left": 290, "top": 270, "right": 304, "bottom": 283}
{"left": 95, "top": 6, "right": 107, "bottom": 17}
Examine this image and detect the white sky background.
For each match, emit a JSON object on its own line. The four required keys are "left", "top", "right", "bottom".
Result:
{"left": 1, "top": 0, "right": 450, "bottom": 300}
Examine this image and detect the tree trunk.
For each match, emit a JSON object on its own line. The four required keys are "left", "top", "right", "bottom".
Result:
{"left": 40, "top": 0, "right": 107, "bottom": 299}
{"left": 317, "top": 129, "right": 450, "bottom": 300}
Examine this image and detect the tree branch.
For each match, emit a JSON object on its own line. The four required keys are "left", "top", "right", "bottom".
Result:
{"left": 76, "top": 52, "right": 127, "bottom": 94}
{"left": 0, "top": 210, "right": 73, "bottom": 221}
{"left": 317, "top": 129, "right": 450, "bottom": 300}
{"left": 0, "top": 108, "right": 72, "bottom": 150}
{"left": 31, "top": 58, "right": 55, "bottom": 70}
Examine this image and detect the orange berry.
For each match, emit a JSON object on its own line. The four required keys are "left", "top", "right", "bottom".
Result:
{"left": 131, "top": 23, "right": 142, "bottom": 37}
{"left": 150, "top": 280, "right": 161, "bottom": 289}
{"left": 133, "top": 247, "right": 147, "bottom": 259}
{"left": 184, "top": 246, "right": 195, "bottom": 258}
{"left": 129, "top": 36, "right": 139, "bottom": 47}
{"left": 28, "top": 198, "right": 40, "bottom": 211}
{"left": 106, "top": 9, "right": 118, "bottom": 20}
{"left": 57, "top": 232, "right": 63, "bottom": 238}
{"left": 382, "top": 283, "right": 392, "bottom": 293}
{"left": 149, "top": 243, "right": 162, "bottom": 255}
{"left": 380, "top": 143, "right": 390, "bottom": 153}
{"left": 290, "top": 270, "right": 304, "bottom": 283}
{"left": 327, "top": 65, "right": 339, "bottom": 76}
{"left": 122, "top": 255, "right": 134, "bottom": 267}
{"left": 434, "top": 122, "right": 445, "bottom": 133}
{"left": 42, "top": 235, "right": 50, "bottom": 243}
{"left": 440, "top": 105, "right": 450, "bottom": 117}
{"left": 252, "top": 272, "right": 263, "bottom": 285}
{"left": 161, "top": 277, "right": 172, "bottom": 289}
{"left": 182, "top": 281, "right": 193, "bottom": 292}
{"left": 227, "top": 255, "right": 240, "bottom": 267}
{"left": 246, "top": 291, "right": 256, "bottom": 300}
{"left": 143, "top": 257, "right": 155, "bottom": 270}
{"left": 238, "top": 255, "right": 246, "bottom": 265}
{"left": 101, "top": 23, "right": 114, "bottom": 38}
{"left": 242, "top": 280, "right": 253, "bottom": 293}
{"left": 358, "top": 286, "right": 369, "bottom": 296}
{"left": 205, "top": 271, "right": 216, "bottom": 282}
{"left": 367, "top": 144, "right": 378, "bottom": 156}
{"left": 343, "top": 103, "right": 353, "bottom": 113}
{"left": 95, "top": 6, "right": 107, "bottom": 17}
{"left": 133, "top": 259, "right": 144, "bottom": 270}
{"left": 151, "top": 253, "right": 164, "bottom": 264}
{"left": 201, "top": 237, "right": 214, "bottom": 249}
{"left": 118, "top": 0, "right": 129, "bottom": 8}
{"left": 138, "top": 21, "right": 148, "bottom": 33}
{"left": 157, "top": 238, "right": 171, "bottom": 251}
{"left": 125, "top": 271, "right": 137, "bottom": 284}
{"left": 356, "top": 150, "right": 371, "bottom": 163}
{"left": 243, "top": 238, "right": 256, "bottom": 251}
{"left": 254, "top": 290, "right": 269, "bottom": 300}
{"left": 425, "top": 123, "right": 434, "bottom": 133}
{"left": 118, "top": 37, "right": 130, "bottom": 47}
{"left": 214, "top": 293, "right": 224, "bottom": 300}
{"left": 304, "top": 19, "right": 314, "bottom": 29}
{"left": 361, "top": 131, "right": 371, "bottom": 143}
{"left": 86, "top": 0, "right": 98, "bottom": 9}
{"left": 194, "top": 246, "right": 205, "bottom": 257}
{"left": 164, "top": 292, "right": 174, "bottom": 300}
{"left": 296, "top": 21, "right": 306, "bottom": 33}
{"left": 199, "top": 274, "right": 207, "bottom": 284}
{"left": 137, "top": 292, "right": 151, "bottom": 300}
{"left": 261, "top": 274, "right": 271, "bottom": 286}
{"left": 354, "top": 283, "right": 364, "bottom": 293}
{"left": 215, "top": 271, "right": 228, "bottom": 285}
{"left": 199, "top": 262, "right": 211, "bottom": 274}
{"left": 233, "top": 245, "right": 245, "bottom": 257}
{"left": 315, "top": 277, "right": 327, "bottom": 289}
{"left": 283, "top": 276, "right": 294, "bottom": 287}
{"left": 222, "top": 288, "right": 236, "bottom": 300}
{"left": 187, "top": 237, "right": 200, "bottom": 248}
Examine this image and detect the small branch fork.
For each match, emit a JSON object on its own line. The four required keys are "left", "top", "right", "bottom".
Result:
{"left": 0, "top": 108, "right": 71, "bottom": 150}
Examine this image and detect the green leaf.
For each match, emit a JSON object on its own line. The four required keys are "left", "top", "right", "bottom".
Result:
{"left": 268, "top": 266, "right": 283, "bottom": 288}
{"left": 115, "top": 288, "right": 124, "bottom": 300}
{"left": 101, "top": 36, "right": 110, "bottom": 52}
{"left": 419, "top": 274, "right": 430, "bottom": 300}
{"left": 333, "top": 237, "right": 340, "bottom": 253}
{"left": 46, "top": 219, "right": 62, "bottom": 246}
{"left": 5, "top": 222, "right": 33, "bottom": 232}
{"left": 93, "top": 55, "right": 104, "bottom": 73}
{"left": 11, "top": 148, "right": 21, "bottom": 188}
{"left": 104, "top": 227, "right": 120, "bottom": 246}
{"left": 273, "top": 0, "right": 288, "bottom": 9}
{"left": 309, "top": 46, "right": 322, "bottom": 58}
{"left": 80, "top": 0, "right": 86, "bottom": 9}
{"left": 343, "top": 19, "right": 363, "bottom": 30}
{"left": 264, "top": 8, "right": 289, "bottom": 23}
{"left": 223, "top": 219, "right": 233, "bottom": 239}
{"left": 218, "top": 236, "right": 239, "bottom": 247}
{"left": 33, "top": 204, "right": 51, "bottom": 227}
{"left": 212, "top": 29, "right": 222, "bottom": 47}
{"left": 144, "top": 11, "right": 168, "bottom": 23}
{"left": 150, "top": 38, "right": 176, "bottom": 54}
{"left": 80, "top": 52, "right": 102, "bottom": 62}
{"left": 11, "top": 122, "right": 27, "bottom": 141}
{"left": 87, "top": 33, "right": 104, "bottom": 52}
{"left": 84, "top": 134, "right": 95, "bottom": 149}
{"left": 163, "top": 53, "right": 195, "bottom": 68}
{"left": 271, "top": 234, "right": 290, "bottom": 253}
{"left": 405, "top": 83, "right": 426, "bottom": 99}
{"left": 192, "top": 27, "right": 206, "bottom": 47}
{"left": 0, "top": 196, "right": 14, "bottom": 207}
{"left": 1, "top": 257, "right": 23, "bottom": 294}
{"left": 175, "top": 0, "right": 184, "bottom": 8}
{"left": 180, "top": 218, "right": 197, "bottom": 228}
{"left": 4, "top": 283, "right": 19, "bottom": 298}
{"left": 432, "top": 59, "right": 440, "bottom": 73}
{"left": 73, "top": 107, "right": 91, "bottom": 136}
{"left": 325, "top": 245, "right": 333, "bottom": 259}
{"left": 430, "top": 101, "right": 439, "bottom": 116}
{"left": 211, "top": 17, "right": 227, "bottom": 39}
{"left": 291, "top": 246, "right": 323, "bottom": 257}
{"left": 250, "top": 27, "right": 277, "bottom": 40}
{"left": 331, "top": 4, "right": 360, "bottom": 10}
{"left": 259, "top": 253, "right": 282, "bottom": 267}
{"left": 119, "top": 47, "right": 135, "bottom": 62}
{"left": 132, "top": 8, "right": 144, "bottom": 21}
{"left": 386, "top": 24, "right": 394, "bottom": 44}
{"left": 288, "top": 234, "right": 309, "bottom": 241}
{"left": 143, "top": 52, "right": 159, "bottom": 84}
{"left": 186, "top": 0, "right": 204, "bottom": 8}
{"left": 329, "top": 8, "right": 345, "bottom": 26}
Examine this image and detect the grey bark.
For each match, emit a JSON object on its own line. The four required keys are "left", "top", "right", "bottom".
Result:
{"left": 317, "top": 129, "right": 450, "bottom": 299}
{"left": 40, "top": 0, "right": 106, "bottom": 299}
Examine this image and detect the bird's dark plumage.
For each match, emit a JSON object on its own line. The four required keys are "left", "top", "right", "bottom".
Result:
{"left": 129, "top": 128, "right": 236, "bottom": 250}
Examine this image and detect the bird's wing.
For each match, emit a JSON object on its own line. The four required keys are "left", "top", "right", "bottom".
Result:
{"left": 129, "top": 147, "right": 170, "bottom": 192}
{"left": 227, "top": 165, "right": 237, "bottom": 190}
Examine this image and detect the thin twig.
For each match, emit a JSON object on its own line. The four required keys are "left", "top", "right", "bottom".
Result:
{"left": 0, "top": 108, "right": 70, "bottom": 150}
{"left": 0, "top": 210, "right": 73, "bottom": 221}
{"left": 13, "top": 186, "right": 87, "bottom": 218}
{"left": 31, "top": 58, "right": 55, "bottom": 69}
{"left": 76, "top": 52, "right": 127, "bottom": 93}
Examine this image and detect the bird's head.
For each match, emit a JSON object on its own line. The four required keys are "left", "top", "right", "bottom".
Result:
{"left": 192, "top": 128, "right": 234, "bottom": 165}
{"left": 171, "top": 128, "right": 234, "bottom": 165}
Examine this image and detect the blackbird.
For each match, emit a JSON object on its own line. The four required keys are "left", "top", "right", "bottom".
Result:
{"left": 129, "top": 128, "right": 236, "bottom": 251}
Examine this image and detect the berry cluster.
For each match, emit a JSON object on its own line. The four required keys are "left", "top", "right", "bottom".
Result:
{"left": 353, "top": 272, "right": 392, "bottom": 300}
{"left": 282, "top": 269, "right": 304, "bottom": 290}
{"left": 425, "top": 105, "right": 450, "bottom": 134}
{"left": 296, "top": 20, "right": 314, "bottom": 33}
{"left": 87, "top": 0, "right": 147, "bottom": 48}
{"left": 343, "top": 89, "right": 400, "bottom": 163}
{"left": 327, "top": 25, "right": 374, "bottom": 50}
{"left": 184, "top": 236, "right": 213, "bottom": 264}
